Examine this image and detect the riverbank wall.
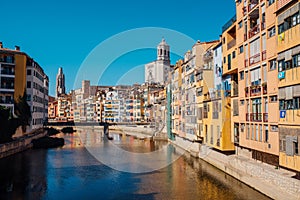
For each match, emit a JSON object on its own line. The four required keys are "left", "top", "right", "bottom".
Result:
{"left": 170, "top": 138, "right": 300, "bottom": 200}
{"left": 0, "top": 129, "right": 47, "bottom": 159}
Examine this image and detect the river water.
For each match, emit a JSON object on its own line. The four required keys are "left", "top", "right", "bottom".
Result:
{"left": 0, "top": 127, "right": 271, "bottom": 200}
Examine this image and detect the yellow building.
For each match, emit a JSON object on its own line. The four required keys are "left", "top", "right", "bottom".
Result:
{"left": 220, "top": 15, "right": 238, "bottom": 152}
{"left": 276, "top": 0, "right": 300, "bottom": 173}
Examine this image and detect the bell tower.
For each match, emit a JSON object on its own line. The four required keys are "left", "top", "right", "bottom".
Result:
{"left": 157, "top": 38, "right": 170, "bottom": 61}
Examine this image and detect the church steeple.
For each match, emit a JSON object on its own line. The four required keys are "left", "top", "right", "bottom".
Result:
{"left": 56, "top": 67, "right": 66, "bottom": 98}
{"left": 157, "top": 38, "right": 170, "bottom": 61}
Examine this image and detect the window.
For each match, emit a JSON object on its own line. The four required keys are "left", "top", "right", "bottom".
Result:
{"left": 224, "top": 57, "right": 226, "bottom": 64}
{"left": 240, "top": 71, "right": 244, "bottom": 80}
{"left": 196, "top": 87, "right": 203, "bottom": 96}
{"left": 270, "top": 95, "right": 277, "bottom": 102}
{"left": 239, "top": 45, "right": 244, "bottom": 54}
{"left": 271, "top": 125, "right": 278, "bottom": 132}
{"left": 278, "top": 13, "right": 300, "bottom": 34}
{"left": 27, "top": 81, "right": 31, "bottom": 88}
{"left": 246, "top": 125, "right": 250, "bottom": 139}
{"left": 232, "top": 51, "right": 236, "bottom": 59}
{"left": 278, "top": 60, "right": 285, "bottom": 72}
{"left": 238, "top": 21, "right": 243, "bottom": 29}
{"left": 292, "top": 13, "right": 300, "bottom": 27}
{"left": 240, "top": 100, "right": 245, "bottom": 105}
{"left": 268, "top": 0, "right": 275, "bottom": 6}
{"left": 228, "top": 54, "right": 231, "bottom": 70}
{"left": 292, "top": 54, "right": 300, "bottom": 68}
{"left": 268, "top": 26, "right": 276, "bottom": 37}
{"left": 269, "top": 59, "right": 277, "bottom": 71}
{"left": 27, "top": 69, "right": 31, "bottom": 75}
{"left": 264, "top": 125, "right": 269, "bottom": 143}
{"left": 259, "top": 125, "right": 262, "bottom": 142}
{"left": 278, "top": 23, "right": 285, "bottom": 34}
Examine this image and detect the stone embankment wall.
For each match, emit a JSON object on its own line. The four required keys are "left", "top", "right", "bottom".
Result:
{"left": 0, "top": 129, "right": 46, "bottom": 159}
{"left": 171, "top": 138, "right": 300, "bottom": 200}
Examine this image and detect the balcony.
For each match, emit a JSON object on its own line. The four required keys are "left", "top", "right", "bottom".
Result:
{"left": 250, "top": 85, "right": 261, "bottom": 97}
{"left": 243, "top": 6, "right": 247, "bottom": 16}
{"left": 1, "top": 70, "right": 15, "bottom": 76}
{"left": 263, "top": 113, "right": 268, "bottom": 122}
{"left": 246, "top": 113, "right": 262, "bottom": 122}
{"left": 248, "top": 0, "right": 259, "bottom": 12}
{"left": 249, "top": 53, "right": 260, "bottom": 66}
{"left": 222, "top": 15, "right": 237, "bottom": 33}
{"left": 245, "top": 85, "right": 267, "bottom": 97}
{"left": 227, "top": 39, "right": 236, "bottom": 50}
{"left": 0, "top": 84, "right": 14, "bottom": 90}
{"left": 248, "top": 24, "right": 260, "bottom": 38}
{"left": 0, "top": 99, "right": 14, "bottom": 104}
{"left": 262, "top": 50, "right": 266, "bottom": 61}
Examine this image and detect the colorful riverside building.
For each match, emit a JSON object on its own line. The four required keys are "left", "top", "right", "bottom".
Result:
{"left": 235, "top": 0, "right": 280, "bottom": 165}
{"left": 276, "top": 0, "right": 300, "bottom": 174}
{"left": 0, "top": 43, "right": 49, "bottom": 132}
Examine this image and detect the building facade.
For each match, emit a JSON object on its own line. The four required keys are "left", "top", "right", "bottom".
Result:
{"left": 0, "top": 43, "right": 48, "bottom": 132}
{"left": 235, "top": 0, "right": 280, "bottom": 165}
{"left": 276, "top": 0, "right": 300, "bottom": 173}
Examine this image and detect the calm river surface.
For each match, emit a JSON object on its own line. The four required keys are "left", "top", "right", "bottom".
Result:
{"left": 0, "top": 127, "right": 271, "bottom": 200}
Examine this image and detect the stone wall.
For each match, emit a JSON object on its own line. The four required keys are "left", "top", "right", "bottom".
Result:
{"left": 0, "top": 129, "right": 46, "bottom": 159}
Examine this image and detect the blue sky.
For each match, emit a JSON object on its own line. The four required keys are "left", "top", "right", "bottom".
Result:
{"left": 0, "top": 0, "right": 235, "bottom": 96}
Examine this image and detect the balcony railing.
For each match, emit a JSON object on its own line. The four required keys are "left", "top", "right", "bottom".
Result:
{"left": 227, "top": 39, "right": 236, "bottom": 50}
{"left": 263, "top": 113, "right": 268, "bottom": 122}
{"left": 0, "top": 99, "right": 14, "bottom": 104}
{"left": 248, "top": 24, "right": 260, "bottom": 38}
{"left": 249, "top": 53, "right": 260, "bottom": 66}
{"left": 262, "top": 50, "right": 266, "bottom": 61}
{"left": 0, "top": 85, "right": 14, "bottom": 89}
{"left": 245, "top": 85, "right": 267, "bottom": 97}
{"left": 246, "top": 113, "right": 262, "bottom": 122}
{"left": 1, "top": 69, "right": 15, "bottom": 75}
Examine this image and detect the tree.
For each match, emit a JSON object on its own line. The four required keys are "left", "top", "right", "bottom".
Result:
{"left": 14, "top": 90, "right": 31, "bottom": 133}
{"left": 0, "top": 106, "right": 20, "bottom": 143}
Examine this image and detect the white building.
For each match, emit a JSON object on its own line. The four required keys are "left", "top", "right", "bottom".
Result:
{"left": 145, "top": 38, "right": 170, "bottom": 84}
{"left": 26, "top": 58, "right": 49, "bottom": 130}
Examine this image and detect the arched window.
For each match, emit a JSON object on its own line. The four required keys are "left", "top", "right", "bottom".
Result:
{"left": 164, "top": 49, "right": 166, "bottom": 56}
{"left": 160, "top": 49, "right": 162, "bottom": 56}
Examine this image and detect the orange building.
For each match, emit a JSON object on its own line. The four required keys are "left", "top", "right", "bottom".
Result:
{"left": 235, "top": 0, "right": 279, "bottom": 166}
{"left": 276, "top": 0, "right": 300, "bottom": 173}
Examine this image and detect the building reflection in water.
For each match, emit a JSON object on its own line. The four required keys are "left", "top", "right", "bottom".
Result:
{"left": 0, "top": 127, "right": 270, "bottom": 200}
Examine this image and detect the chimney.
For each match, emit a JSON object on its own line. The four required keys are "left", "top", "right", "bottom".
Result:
{"left": 0, "top": 42, "right": 2, "bottom": 49}
{"left": 15, "top": 46, "right": 20, "bottom": 51}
